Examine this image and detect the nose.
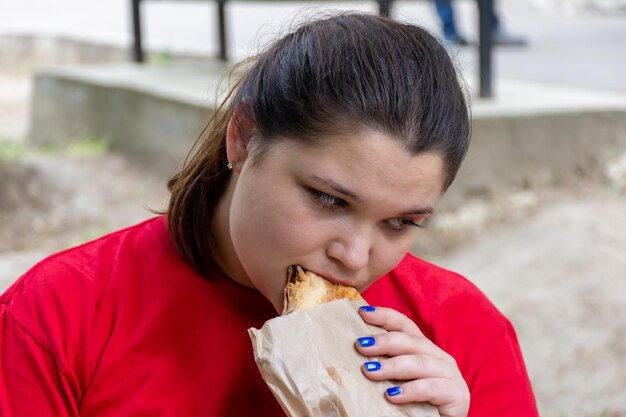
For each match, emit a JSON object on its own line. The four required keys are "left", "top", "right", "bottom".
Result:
{"left": 326, "top": 226, "right": 372, "bottom": 272}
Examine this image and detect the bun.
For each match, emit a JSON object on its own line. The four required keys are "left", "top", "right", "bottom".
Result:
{"left": 282, "top": 265, "right": 363, "bottom": 315}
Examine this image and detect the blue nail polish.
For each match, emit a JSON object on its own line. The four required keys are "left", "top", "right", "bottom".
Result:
{"left": 359, "top": 305, "right": 376, "bottom": 312}
{"left": 357, "top": 336, "right": 376, "bottom": 347}
{"left": 386, "top": 386, "right": 402, "bottom": 397}
{"left": 364, "top": 361, "right": 381, "bottom": 372}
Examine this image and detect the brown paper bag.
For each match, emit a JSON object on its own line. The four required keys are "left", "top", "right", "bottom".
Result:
{"left": 248, "top": 299, "right": 440, "bottom": 417}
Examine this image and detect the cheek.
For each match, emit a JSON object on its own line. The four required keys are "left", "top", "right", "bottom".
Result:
{"left": 230, "top": 179, "right": 323, "bottom": 269}
{"left": 239, "top": 202, "right": 311, "bottom": 254}
{"left": 229, "top": 182, "right": 329, "bottom": 310}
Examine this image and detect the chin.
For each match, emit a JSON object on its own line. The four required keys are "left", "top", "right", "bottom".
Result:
{"left": 270, "top": 299, "right": 284, "bottom": 315}
{"left": 259, "top": 286, "right": 284, "bottom": 314}
{"left": 251, "top": 275, "right": 287, "bottom": 314}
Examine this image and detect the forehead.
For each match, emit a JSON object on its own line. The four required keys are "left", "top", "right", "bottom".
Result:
{"left": 267, "top": 130, "right": 446, "bottom": 207}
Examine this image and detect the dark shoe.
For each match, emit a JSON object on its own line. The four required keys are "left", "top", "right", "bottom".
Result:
{"left": 443, "top": 33, "right": 472, "bottom": 47}
{"left": 491, "top": 30, "right": 527, "bottom": 47}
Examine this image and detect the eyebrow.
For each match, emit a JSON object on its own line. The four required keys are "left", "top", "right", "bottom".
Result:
{"left": 401, "top": 207, "right": 434, "bottom": 216}
{"left": 310, "top": 175, "right": 361, "bottom": 201}
{"left": 308, "top": 175, "right": 435, "bottom": 216}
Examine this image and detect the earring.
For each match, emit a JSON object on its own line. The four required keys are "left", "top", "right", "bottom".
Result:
{"left": 226, "top": 161, "right": 233, "bottom": 170}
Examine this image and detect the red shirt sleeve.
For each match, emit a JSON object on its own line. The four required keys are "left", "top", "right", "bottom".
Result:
{"left": 0, "top": 304, "right": 79, "bottom": 416}
{"left": 433, "top": 285, "right": 539, "bottom": 417}
{"left": 367, "top": 256, "right": 539, "bottom": 417}
{"left": 466, "top": 319, "right": 538, "bottom": 417}
{"left": 0, "top": 249, "right": 102, "bottom": 417}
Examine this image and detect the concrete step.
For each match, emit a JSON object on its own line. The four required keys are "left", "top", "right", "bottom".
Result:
{"left": 28, "top": 62, "right": 626, "bottom": 207}
{"left": 28, "top": 62, "right": 230, "bottom": 177}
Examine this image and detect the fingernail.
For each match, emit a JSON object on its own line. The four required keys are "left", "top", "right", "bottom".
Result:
{"left": 364, "top": 361, "right": 381, "bottom": 372}
{"left": 357, "top": 336, "right": 376, "bottom": 347}
{"left": 359, "top": 305, "right": 376, "bottom": 312}
{"left": 386, "top": 386, "right": 402, "bottom": 397}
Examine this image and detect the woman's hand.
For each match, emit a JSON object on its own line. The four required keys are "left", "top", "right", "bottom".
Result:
{"left": 355, "top": 306, "right": 470, "bottom": 417}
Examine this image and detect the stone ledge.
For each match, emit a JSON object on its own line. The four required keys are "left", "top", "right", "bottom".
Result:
{"left": 28, "top": 63, "right": 626, "bottom": 203}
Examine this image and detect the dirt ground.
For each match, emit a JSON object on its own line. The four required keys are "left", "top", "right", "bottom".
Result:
{"left": 437, "top": 189, "right": 626, "bottom": 417}
{"left": 2, "top": 69, "right": 626, "bottom": 417}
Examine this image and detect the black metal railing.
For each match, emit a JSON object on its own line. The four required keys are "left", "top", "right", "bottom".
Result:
{"left": 130, "top": 0, "right": 493, "bottom": 97}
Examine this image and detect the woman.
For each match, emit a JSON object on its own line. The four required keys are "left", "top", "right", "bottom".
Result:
{"left": 0, "top": 13, "right": 538, "bottom": 417}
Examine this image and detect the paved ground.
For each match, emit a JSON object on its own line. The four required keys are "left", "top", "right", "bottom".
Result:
{"left": 451, "top": 1, "right": 626, "bottom": 95}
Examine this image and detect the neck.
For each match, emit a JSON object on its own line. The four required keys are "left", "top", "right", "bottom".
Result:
{"left": 210, "top": 175, "right": 255, "bottom": 289}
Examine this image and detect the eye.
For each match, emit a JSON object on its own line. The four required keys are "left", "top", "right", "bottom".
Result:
{"left": 387, "top": 218, "right": 424, "bottom": 232}
{"left": 309, "top": 189, "right": 348, "bottom": 210}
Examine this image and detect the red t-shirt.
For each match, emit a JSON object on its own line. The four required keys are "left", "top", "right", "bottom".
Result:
{"left": 0, "top": 217, "right": 538, "bottom": 416}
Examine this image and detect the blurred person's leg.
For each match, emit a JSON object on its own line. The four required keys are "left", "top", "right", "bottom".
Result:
{"left": 433, "top": 0, "right": 527, "bottom": 47}
{"left": 433, "top": 0, "right": 470, "bottom": 46}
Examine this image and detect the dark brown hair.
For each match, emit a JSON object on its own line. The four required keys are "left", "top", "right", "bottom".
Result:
{"left": 167, "top": 13, "right": 470, "bottom": 276}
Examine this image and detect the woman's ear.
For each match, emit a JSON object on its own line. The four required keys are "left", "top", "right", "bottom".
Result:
{"left": 226, "top": 106, "right": 255, "bottom": 172}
